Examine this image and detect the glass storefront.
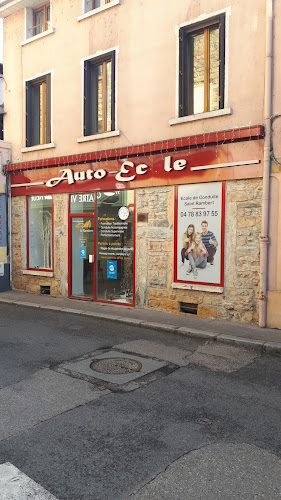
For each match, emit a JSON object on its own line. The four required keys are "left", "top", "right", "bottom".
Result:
{"left": 96, "top": 191, "right": 134, "bottom": 304}
{"left": 69, "top": 191, "right": 134, "bottom": 305}
{"left": 71, "top": 216, "right": 94, "bottom": 298}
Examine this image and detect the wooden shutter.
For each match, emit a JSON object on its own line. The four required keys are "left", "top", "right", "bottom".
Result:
{"left": 218, "top": 14, "right": 225, "bottom": 109}
{"left": 178, "top": 27, "right": 185, "bottom": 117}
{"left": 110, "top": 51, "right": 115, "bottom": 131}
{"left": 25, "top": 81, "right": 32, "bottom": 146}
{"left": 45, "top": 73, "right": 51, "bottom": 143}
{"left": 84, "top": 60, "right": 91, "bottom": 136}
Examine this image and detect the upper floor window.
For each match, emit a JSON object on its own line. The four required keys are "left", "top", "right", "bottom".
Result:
{"left": 85, "top": 0, "right": 111, "bottom": 13}
{"left": 84, "top": 52, "right": 115, "bottom": 136}
{"left": 33, "top": 3, "right": 50, "bottom": 36}
{"left": 24, "top": 2, "right": 53, "bottom": 41}
{"left": 179, "top": 14, "right": 225, "bottom": 117}
{"left": 32, "top": 3, "right": 50, "bottom": 36}
{"left": 25, "top": 74, "right": 51, "bottom": 147}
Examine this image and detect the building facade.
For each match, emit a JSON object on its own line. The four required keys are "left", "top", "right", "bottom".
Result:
{"left": 0, "top": 140, "right": 11, "bottom": 291}
{"left": 0, "top": 0, "right": 278, "bottom": 327}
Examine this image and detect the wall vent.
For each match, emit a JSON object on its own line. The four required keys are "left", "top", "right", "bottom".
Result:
{"left": 179, "top": 302, "right": 198, "bottom": 315}
{"left": 137, "top": 213, "right": 148, "bottom": 223}
{"left": 40, "top": 285, "right": 50, "bottom": 295}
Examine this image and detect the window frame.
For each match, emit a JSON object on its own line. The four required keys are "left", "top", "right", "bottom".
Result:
{"left": 33, "top": 3, "right": 50, "bottom": 36}
{"left": 83, "top": 51, "right": 116, "bottom": 137}
{"left": 179, "top": 14, "right": 225, "bottom": 118}
{"left": 78, "top": 0, "right": 121, "bottom": 22}
{"left": 25, "top": 73, "right": 51, "bottom": 148}
{"left": 26, "top": 195, "right": 54, "bottom": 272}
{"left": 85, "top": 0, "right": 111, "bottom": 13}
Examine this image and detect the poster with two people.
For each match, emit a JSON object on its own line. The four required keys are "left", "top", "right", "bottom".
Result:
{"left": 176, "top": 182, "right": 224, "bottom": 286}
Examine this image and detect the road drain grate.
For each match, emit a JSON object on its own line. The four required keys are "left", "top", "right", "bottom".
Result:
{"left": 90, "top": 358, "right": 142, "bottom": 374}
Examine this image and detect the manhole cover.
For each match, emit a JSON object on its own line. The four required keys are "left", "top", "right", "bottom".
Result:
{"left": 90, "top": 357, "right": 142, "bottom": 374}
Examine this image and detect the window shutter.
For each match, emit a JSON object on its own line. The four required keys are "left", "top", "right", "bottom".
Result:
{"left": 84, "top": 61, "right": 90, "bottom": 136}
{"left": 219, "top": 14, "right": 225, "bottom": 109}
{"left": 179, "top": 27, "right": 184, "bottom": 117}
{"left": 111, "top": 51, "right": 115, "bottom": 131}
{"left": 45, "top": 73, "right": 51, "bottom": 143}
{"left": 25, "top": 81, "right": 32, "bottom": 146}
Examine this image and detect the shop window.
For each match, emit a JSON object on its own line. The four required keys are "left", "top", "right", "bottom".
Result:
{"left": 84, "top": 0, "right": 111, "bottom": 12}
{"left": 96, "top": 191, "right": 134, "bottom": 304}
{"left": 25, "top": 74, "right": 51, "bottom": 147}
{"left": 84, "top": 52, "right": 115, "bottom": 136}
{"left": 33, "top": 3, "right": 50, "bottom": 36}
{"left": 28, "top": 196, "right": 53, "bottom": 270}
{"left": 70, "top": 193, "right": 95, "bottom": 214}
{"left": 179, "top": 14, "right": 225, "bottom": 116}
{"left": 69, "top": 191, "right": 134, "bottom": 304}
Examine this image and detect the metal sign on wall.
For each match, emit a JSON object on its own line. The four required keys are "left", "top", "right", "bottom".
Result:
{"left": 9, "top": 143, "right": 263, "bottom": 197}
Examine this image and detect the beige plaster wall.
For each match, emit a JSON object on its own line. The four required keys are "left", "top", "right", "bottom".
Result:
{"left": 3, "top": 0, "right": 265, "bottom": 163}
{"left": 266, "top": 1, "right": 281, "bottom": 329}
{"left": 135, "top": 178, "right": 262, "bottom": 324}
{"left": 267, "top": 174, "right": 281, "bottom": 328}
{"left": 272, "top": 0, "right": 281, "bottom": 160}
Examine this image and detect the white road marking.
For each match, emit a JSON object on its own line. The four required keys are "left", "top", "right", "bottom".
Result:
{"left": 0, "top": 463, "right": 58, "bottom": 500}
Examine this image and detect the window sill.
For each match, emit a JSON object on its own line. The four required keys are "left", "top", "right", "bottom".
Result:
{"left": 77, "top": 130, "right": 121, "bottom": 143}
{"left": 78, "top": 0, "right": 121, "bottom": 22}
{"left": 172, "top": 282, "right": 223, "bottom": 293}
{"left": 169, "top": 108, "right": 232, "bottom": 126}
{"left": 21, "top": 28, "right": 55, "bottom": 47}
{"left": 23, "top": 270, "right": 54, "bottom": 277}
{"left": 21, "top": 143, "right": 56, "bottom": 153}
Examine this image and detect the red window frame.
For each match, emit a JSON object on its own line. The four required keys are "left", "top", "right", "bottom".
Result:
{"left": 68, "top": 191, "right": 136, "bottom": 307}
{"left": 174, "top": 182, "right": 225, "bottom": 288}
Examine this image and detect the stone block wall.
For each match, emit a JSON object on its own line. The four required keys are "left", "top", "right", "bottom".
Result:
{"left": 11, "top": 179, "right": 262, "bottom": 324}
{"left": 135, "top": 179, "right": 262, "bottom": 324}
{"left": 12, "top": 193, "right": 68, "bottom": 296}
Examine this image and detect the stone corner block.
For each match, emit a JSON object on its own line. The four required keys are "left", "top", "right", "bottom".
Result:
{"left": 263, "top": 342, "right": 281, "bottom": 354}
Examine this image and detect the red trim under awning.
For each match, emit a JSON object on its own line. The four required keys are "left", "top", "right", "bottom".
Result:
{"left": 4, "top": 125, "right": 264, "bottom": 173}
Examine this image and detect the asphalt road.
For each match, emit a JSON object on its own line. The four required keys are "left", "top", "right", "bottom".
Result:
{"left": 1, "top": 303, "right": 281, "bottom": 500}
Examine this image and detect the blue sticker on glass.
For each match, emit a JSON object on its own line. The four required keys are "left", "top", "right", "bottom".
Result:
{"left": 80, "top": 246, "right": 87, "bottom": 258}
{"left": 107, "top": 260, "right": 117, "bottom": 279}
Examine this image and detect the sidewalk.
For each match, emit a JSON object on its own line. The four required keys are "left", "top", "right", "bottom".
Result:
{"left": 1, "top": 289, "right": 281, "bottom": 353}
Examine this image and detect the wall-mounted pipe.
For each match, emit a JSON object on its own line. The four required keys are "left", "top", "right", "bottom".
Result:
{"left": 259, "top": 0, "right": 273, "bottom": 327}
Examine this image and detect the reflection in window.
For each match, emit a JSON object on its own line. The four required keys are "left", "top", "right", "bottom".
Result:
{"left": 85, "top": 0, "right": 111, "bottom": 13}
{"left": 96, "top": 191, "right": 134, "bottom": 304}
{"left": 179, "top": 15, "right": 225, "bottom": 116}
{"left": 25, "top": 74, "right": 51, "bottom": 147}
{"left": 33, "top": 3, "right": 50, "bottom": 36}
{"left": 84, "top": 52, "right": 115, "bottom": 136}
{"left": 192, "top": 32, "right": 204, "bottom": 114}
{"left": 28, "top": 196, "right": 52, "bottom": 269}
{"left": 70, "top": 193, "right": 95, "bottom": 214}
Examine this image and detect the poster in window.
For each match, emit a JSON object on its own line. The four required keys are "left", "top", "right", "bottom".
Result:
{"left": 176, "top": 182, "right": 224, "bottom": 286}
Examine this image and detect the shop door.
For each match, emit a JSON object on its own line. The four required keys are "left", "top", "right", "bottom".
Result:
{"left": 71, "top": 216, "right": 94, "bottom": 299}
{"left": 69, "top": 191, "right": 135, "bottom": 305}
